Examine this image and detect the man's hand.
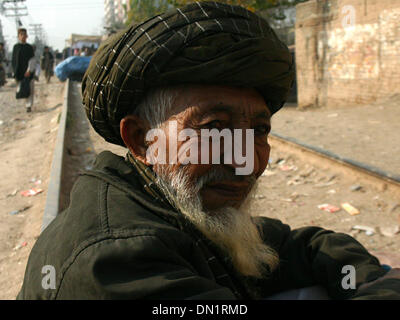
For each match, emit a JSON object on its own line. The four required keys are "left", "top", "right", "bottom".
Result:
{"left": 358, "top": 268, "right": 400, "bottom": 291}
{"left": 24, "top": 71, "right": 31, "bottom": 77}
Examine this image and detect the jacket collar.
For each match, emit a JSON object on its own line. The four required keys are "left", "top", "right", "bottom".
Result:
{"left": 82, "top": 150, "right": 185, "bottom": 230}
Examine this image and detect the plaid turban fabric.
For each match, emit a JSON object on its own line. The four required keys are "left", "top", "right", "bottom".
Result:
{"left": 82, "top": 1, "right": 295, "bottom": 146}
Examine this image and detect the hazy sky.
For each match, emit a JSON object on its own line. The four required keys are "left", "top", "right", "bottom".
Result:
{"left": 1, "top": 0, "right": 105, "bottom": 51}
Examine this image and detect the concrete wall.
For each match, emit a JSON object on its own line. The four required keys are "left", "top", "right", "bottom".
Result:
{"left": 295, "top": 0, "right": 400, "bottom": 108}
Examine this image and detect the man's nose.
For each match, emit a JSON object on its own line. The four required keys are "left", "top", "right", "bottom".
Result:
{"left": 221, "top": 128, "right": 257, "bottom": 176}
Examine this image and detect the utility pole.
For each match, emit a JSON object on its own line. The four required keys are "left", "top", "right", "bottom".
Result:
{"left": 0, "top": 18, "right": 4, "bottom": 43}
{"left": 29, "top": 23, "right": 43, "bottom": 39}
{"left": 29, "top": 22, "right": 45, "bottom": 52}
{"left": 1, "top": 0, "right": 28, "bottom": 31}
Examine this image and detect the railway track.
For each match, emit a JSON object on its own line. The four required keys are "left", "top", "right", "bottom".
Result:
{"left": 269, "top": 133, "right": 400, "bottom": 199}
{"left": 42, "top": 81, "right": 400, "bottom": 231}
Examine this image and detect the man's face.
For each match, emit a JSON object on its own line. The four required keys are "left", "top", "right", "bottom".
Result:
{"left": 18, "top": 31, "right": 27, "bottom": 43}
{"left": 122, "top": 84, "right": 278, "bottom": 277}
{"left": 151, "top": 85, "right": 271, "bottom": 212}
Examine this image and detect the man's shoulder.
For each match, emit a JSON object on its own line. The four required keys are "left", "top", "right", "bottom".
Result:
{"left": 255, "top": 216, "right": 291, "bottom": 233}
{"left": 12, "top": 43, "right": 33, "bottom": 56}
{"left": 25, "top": 44, "right": 34, "bottom": 53}
{"left": 13, "top": 43, "right": 32, "bottom": 47}
{"left": 50, "top": 152, "right": 180, "bottom": 240}
{"left": 33, "top": 150, "right": 184, "bottom": 264}
{"left": 19, "top": 152, "right": 190, "bottom": 299}
{"left": 21, "top": 43, "right": 33, "bottom": 53}
{"left": 69, "top": 168, "right": 177, "bottom": 233}
{"left": 253, "top": 216, "right": 292, "bottom": 247}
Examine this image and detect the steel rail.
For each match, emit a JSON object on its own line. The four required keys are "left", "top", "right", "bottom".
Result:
{"left": 270, "top": 131, "right": 400, "bottom": 196}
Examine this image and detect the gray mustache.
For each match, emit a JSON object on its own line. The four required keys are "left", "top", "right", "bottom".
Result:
{"left": 195, "top": 166, "right": 257, "bottom": 191}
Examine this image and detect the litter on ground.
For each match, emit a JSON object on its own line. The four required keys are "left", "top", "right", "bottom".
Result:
{"left": 342, "top": 202, "right": 360, "bottom": 216}
{"left": 318, "top": 203, "right": 341, "bottom": 213}
{"left": 20, "top": 188, "right": 43, "bottom": 197}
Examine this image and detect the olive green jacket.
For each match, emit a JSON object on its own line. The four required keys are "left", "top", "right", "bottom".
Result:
{"left": 17, "top": 151, "right": 399, "bottom": 299}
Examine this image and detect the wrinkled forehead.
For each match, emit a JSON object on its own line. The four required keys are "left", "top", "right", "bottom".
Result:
{"left": 167, "top": 84, "right": 271, "bottom": 120}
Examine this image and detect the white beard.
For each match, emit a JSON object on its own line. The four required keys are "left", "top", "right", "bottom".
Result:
{"left": 154, "top": 165, "right": 279, "bottom": 278}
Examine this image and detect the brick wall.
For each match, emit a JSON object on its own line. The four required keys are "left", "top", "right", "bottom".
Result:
{"left": 295, "top": 0, "right": 400, "bottom": 108}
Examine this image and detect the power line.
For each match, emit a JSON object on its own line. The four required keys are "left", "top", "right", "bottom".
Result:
{"left": 1, "top": 0, "right": 28, "bottom": 30}
{"left": 29, "top": 2, "right": 104, "bottom": 6}
{"left": 29, "top": 22, "right": 47, "bottom": 50}
{"left": 28, "top": 7, "right": 104, "bottom": 11}
{"left": 27, "top": 1, "right": 104, "bottom": 8}
{"left": 28, "top": 5, "right": 104, "bottom": 10}
{"left": 29, "top": 22, "right": 42, "bottom": 37}
{"left": 0, "top": 18, "right": 4, "bottom": 42}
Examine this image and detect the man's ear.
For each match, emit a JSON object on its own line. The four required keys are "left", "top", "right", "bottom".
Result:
{"left": 120, "top": 115, "right": 151, "bottom": 165}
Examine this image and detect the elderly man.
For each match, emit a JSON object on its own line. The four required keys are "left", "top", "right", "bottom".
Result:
{"left": 18, "top": 2, "right": 399, "bottom": 300}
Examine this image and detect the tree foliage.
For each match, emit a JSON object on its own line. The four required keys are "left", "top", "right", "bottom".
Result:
{"left": 167, "top": 0, "right": 309, "bottom": 13}
{"left": 168, "top": 0, "right": 258, "bottom": 12}
{"left": 126, "top": 0, "right": 171, "bottom": 25}
{"left": 126, "top": 0, "right": 309, "bottom": 25}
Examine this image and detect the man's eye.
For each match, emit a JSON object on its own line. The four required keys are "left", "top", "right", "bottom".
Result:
{"left": 254, "top": 125, "right": 270, "bottom": 135}
{"left": 203, "top": 120, "right": 223, "bottom": 129}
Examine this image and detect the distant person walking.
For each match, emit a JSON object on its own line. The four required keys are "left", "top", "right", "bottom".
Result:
{"left": 0, "top": 42, "right": 7, "bottom": 88}
{"left": 41, "top": 46, "right": 54, "bottom": 83}
{"left": 12, "top": 28, "right": 35, "bottom": 112}
{"left": 54, "top": 50, "right": 62, "bottom": 66}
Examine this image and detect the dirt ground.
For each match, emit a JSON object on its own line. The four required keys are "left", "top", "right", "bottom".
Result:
{"left": 266, "top": 98, "right": 400, "bottom": 267}
{"left": 249, "top": 143, "right": 400, "bottom": 265}
{"left": 0, "top": 77, "right": 64, "bottom": 299}
{"left": 272, "top": 96, "right": 400, "bottom": 177}
{"left": 0, "top": 80, "right": 399, "bottom": 300}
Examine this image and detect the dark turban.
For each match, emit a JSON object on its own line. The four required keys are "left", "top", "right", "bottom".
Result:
{"left": 82, "top": 1, "right": 295, "bottom": 146}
